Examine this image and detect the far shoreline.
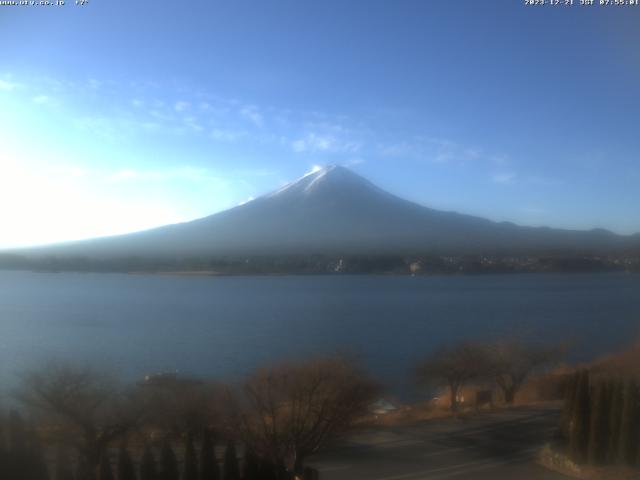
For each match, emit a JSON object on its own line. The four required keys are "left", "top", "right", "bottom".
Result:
{"left": 0, "top": 267, "right": 637, "bottom": 278}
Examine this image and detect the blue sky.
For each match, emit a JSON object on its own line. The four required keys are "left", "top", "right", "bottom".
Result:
{"left": 1, "top": 0, "right": 639, "bottom": 247}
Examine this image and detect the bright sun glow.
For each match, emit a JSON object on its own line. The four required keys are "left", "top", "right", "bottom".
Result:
{"left": 0, "top": 156, "right": 187, "bottom": 248}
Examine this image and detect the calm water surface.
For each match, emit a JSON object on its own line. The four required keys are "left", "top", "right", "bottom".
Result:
{"left": 1, "top": 271, "right": 639, "bottom": 398}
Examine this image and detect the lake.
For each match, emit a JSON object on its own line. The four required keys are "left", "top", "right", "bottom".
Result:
{"left": 1, "top": 271, "right": 639, "bottom": 399}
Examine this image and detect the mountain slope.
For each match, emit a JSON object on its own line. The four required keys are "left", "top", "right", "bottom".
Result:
{"left": 15, "top": 165, "right": 640, "bottom": 258}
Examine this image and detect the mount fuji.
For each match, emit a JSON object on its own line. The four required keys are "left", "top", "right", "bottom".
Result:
{"left": 13, "top": 165, "right": 640, "bottom": 258}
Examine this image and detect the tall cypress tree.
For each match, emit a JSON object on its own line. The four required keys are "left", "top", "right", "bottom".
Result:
{"left": 608, "top": 379, "right": 624, "bottom": 463}
{"left": 184, "top": 434, "right": 198, "bottom": 480}
{"left": 75, "top": 453, "right": 93, "bottom": 480}
{"left": 0, "top": 418, "right": 7, "bottom": 480}
{"left": 618, "top": 379, "right": 639, "bottom": 466}
{"left": 561, "top": 373, "right": 578, "bottom": 440}
{"left": 117, "top": 446, "right": 137, "bottom": 480}
{"left": 588, "top": 381, "right": 610, "bottom": 464}
{"left": 256, "top": 460, "right": 277, "bottom": 480}
{"left": 160, "top": 442, "right": 179, "bottom": 480}
{"left": 9, "top": 411, "right": 28, "bottom": 453}
{"left": 569, "top": 369, "right": 591, "bottom": 463}
{"left": 7, "top": 410, "right": 27, "bottom": 479}
{"left": 200, "top": 430, "right": 219, "bottom": 480}
{"left": 97, "top": 454, "right": 114, "bottom": 480}
{"left": 140, "top": 446, "right": 158, "bottom": 480}
{"left": 7, "top": 414, "right": 50, "bottom": 480}
{"left": 603, "top": 379, "right": 615, "bottom": 463}
{"left": 273, "top": 464, "right": 288, "bottom": 480}
{"left": 27, "top": 429, "right": 51, "bottom": 480}
{"left": 54, "top": 446, "right": 75, "bottom": 480}
{"left": 302, "top": 467, "right": 318, "bottom": 480}
{"left": 243, "top": 449, "right": 260, "bottom": 480}
{"left": 222, "top": 442, "right": 240, "bottom": 480}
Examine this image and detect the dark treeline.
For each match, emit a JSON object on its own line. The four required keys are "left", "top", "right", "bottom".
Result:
{"left": 0, "top": 356, "right": 375, "bottom": 480}
{"left": 0, "top": 411, "right": 49, "bottom": 480}
{"left": 1, "top": 253, "right": 639, "bottom": 275}
{"left": 562, "top": 369, "right": 640, "bottom": 466}
{"left": 0, "top": 412, "right": 319, "bottom": 480}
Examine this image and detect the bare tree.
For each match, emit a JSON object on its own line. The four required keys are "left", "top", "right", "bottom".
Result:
{"left": 17, "top": 364, "right": 138, "bottom": 477}
{"left": 233, "top": 355, "right": 378, "bottom": 475}
{"left": 486, "top": 340, "right": 563, "bottom": 404}
{"left": 416, "top": 342, "right": 489, "bottom": 412}
{"left": 135, "top": 374, "right": 226, "bottom": 438}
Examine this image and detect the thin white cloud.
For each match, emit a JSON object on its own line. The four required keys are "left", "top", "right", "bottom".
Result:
{"left": 7, "top": 73, "right": 365, "bottom": 161}
{"left": 240, "top": 105, "right": 263, "bottom": 127}
{"left": 379, "top": 142, "right": 416, "bottom": 158}
{"left": 0, "top": 79, "right": 21, "bottom": 91}
{"left": 492, "top": 172, "right": 517, "bottom": 185}
{"left": 490, "top": 154, "right": 510, "bottom": 166}
{"left": 74, "top": 115, "right": 125, "bottom": 142}
{"left": 427, "top": 138, "right": 459, "bottom": 164}
{"left": 32, "top": 95, "right": 56, "bottom": 106}
{"left": 291, "top": 139, "right": 306, "bottom": 152}
{"left": 174, "top": 101, "right": 190, "bottom": 112}
{"left": 149, "top": 109, "right": 173, "bottom": 121}
{"left": 379, "top": 137, "right": 501, "bottom": 167}
{"left": 433, "top": 148, "right": 454, "bottom": 164}
{"left": 210, "top": 128, "right": 246, "bottom": 142}
{"left": 181, "top": 116, "right": 204, "bottom": 133}
{"left": 6, "top": 72, "right": 530, "bottom": 195}
{"left": 292, "top": 132, "right": 360, "bottom": 154}
{"left": 464, "top": 148, "right": 482, "bottom": 159}
{"left": 292, "top": 133, "right": 334, "bottom": 153}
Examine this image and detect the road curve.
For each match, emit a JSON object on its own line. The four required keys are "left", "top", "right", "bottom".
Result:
{"left": 308, "top": 404, "right": 569, "bottom": 480}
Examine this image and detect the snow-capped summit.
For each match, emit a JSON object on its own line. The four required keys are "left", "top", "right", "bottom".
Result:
{"left": 16, "top": 165, "right": 638, "bottom": 258}
{"left": 267, "top": 164, "right": 386, "bottom": 199}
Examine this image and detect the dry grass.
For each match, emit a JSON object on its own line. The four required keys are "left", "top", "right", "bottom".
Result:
{"left": 590, "top": 343, "right": 640, "bottom": 376}
{"left": 538, "top": 445, "right": 640, "bottom": 480}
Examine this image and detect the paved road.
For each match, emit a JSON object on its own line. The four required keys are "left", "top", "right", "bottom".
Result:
{"left": 307, "top": 405, "right": 569, "bottom": 480}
